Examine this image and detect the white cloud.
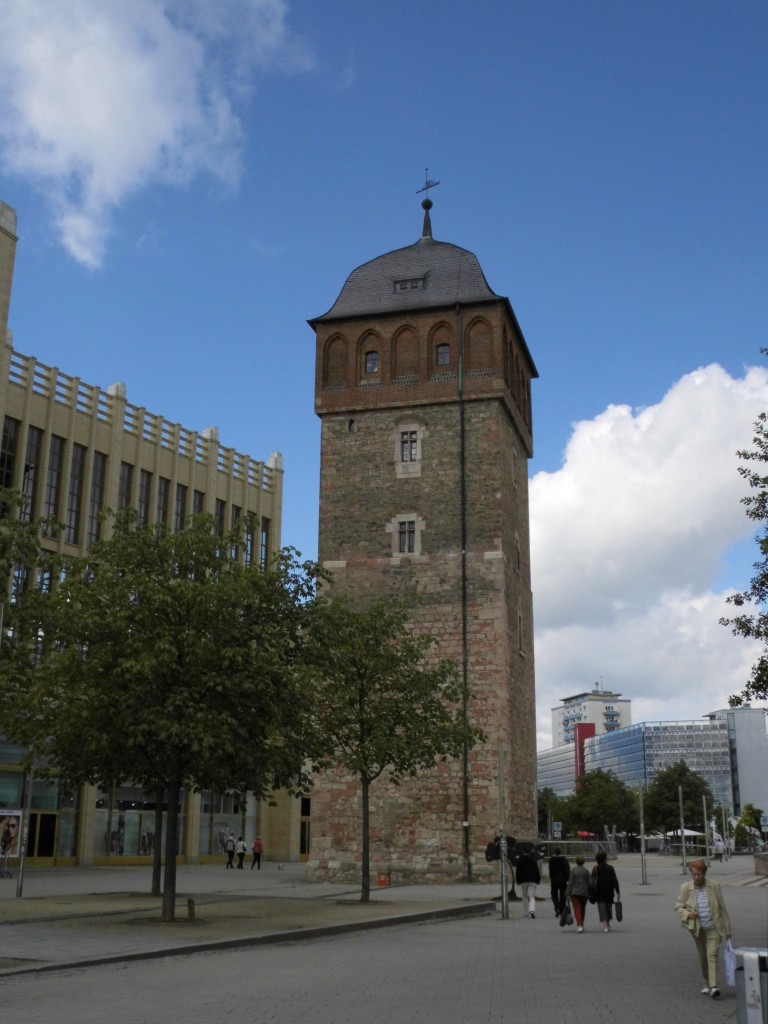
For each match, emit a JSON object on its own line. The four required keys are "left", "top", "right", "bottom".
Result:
{"left": 0, "top": 0, "right": 311, "bottom": 267}
{"left": 531, "top": 363, "right": 768, "bottom": 748}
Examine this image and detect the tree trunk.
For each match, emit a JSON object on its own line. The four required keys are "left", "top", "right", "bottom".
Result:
{"left": 151, "top": 791, "right": 163, "bottom": 897}
{"left": 360, "top": 776, "right": 370, "bottom": 903}
{"left": 161, "top": 776, "right": 181, "bottom": 922}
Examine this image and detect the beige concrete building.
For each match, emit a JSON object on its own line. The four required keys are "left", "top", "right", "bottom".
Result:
{"left": 551, "top": 686, "right": 632, "bottom": 746}
{"left": 306, "top": 200, "right": 538, "bottom": 884}
{"left": 0, "top": 200, "right": 303, "bottom": 866}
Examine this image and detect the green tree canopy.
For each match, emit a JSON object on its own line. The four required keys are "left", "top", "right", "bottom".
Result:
{"left": 560, "top": 769, "right": 639, "bottom": 837}
{"left": 0, "top": 508, "right": 323, "bottom": 920}
{"left": 721, "top": 394, "right": 768, "bottom": 704}
{"left": 643, "top": 761, "right": 715, "bottom": 835}
{"left": 305, "top": 595, "right": 482, "bottom": 902}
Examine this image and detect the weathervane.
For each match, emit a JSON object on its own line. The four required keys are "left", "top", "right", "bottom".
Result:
{"left": 416, "top": 168, "right": 440, "bottom": 199}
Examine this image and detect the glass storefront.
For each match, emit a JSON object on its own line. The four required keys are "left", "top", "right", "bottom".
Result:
{"left": 93, "top": 784, "right": 183, "bottom": 859}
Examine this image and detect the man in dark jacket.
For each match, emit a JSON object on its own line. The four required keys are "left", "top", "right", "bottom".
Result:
{"left": 548, "top": 847, "right": 570, "bottom": 917}
{"left": 515, "top": 847, "right": 541, "bottom": 918}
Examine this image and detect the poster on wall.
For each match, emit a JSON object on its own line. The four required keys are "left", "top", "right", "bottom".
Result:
{"left": 0, "top": 810, "right": 22, "bottom": 859}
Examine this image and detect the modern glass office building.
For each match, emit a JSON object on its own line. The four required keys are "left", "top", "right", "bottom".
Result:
{"left": 538, "top": 718, "right": 738, "bottom": 812}
{"left": 583, "top": 721, "right": 733, "bottom": 809}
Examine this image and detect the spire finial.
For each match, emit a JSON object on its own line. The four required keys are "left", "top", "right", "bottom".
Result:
{"left": 416, "top": 168, "right": 439, "bottom": 239}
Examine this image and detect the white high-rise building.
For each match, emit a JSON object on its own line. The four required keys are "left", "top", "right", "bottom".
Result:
{"left": 552, "top": 685, "right": 632, "bottom": 746}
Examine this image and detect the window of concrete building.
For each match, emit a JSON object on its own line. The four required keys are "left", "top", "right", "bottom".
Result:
{"left": 260, "top": 518, "right": 270, "bottom": 568}
{"left": 137, "top": 469, "right": 152, "bottom": 526}
{"left": 65, "top": 444, "right": 87, "bottom": 544}
{"left": 229, "top": 504, "right": 241, "bottom": 559}
{"left": 20, "top": 426, "right": 43, "bottom": 521}
{"left": 174, "top": 484, "right": 187, "bottom": 532}
{"left": 87, "top": 452, "right": 107, "bottom": 546}
{"left": 214, "top": 499, "right": 225, "bottom": 537}
{"left": 155, "top": 476, "right": 170, "bottom": 527}
{"left": 365, "top": 350, "right": 379, "bottom": 374}
{"left": 0, "top": 416, "right": 19, "bottom": 490}
{"left": 192, "top": 489, "right": 205, "bottom": 516}
{"left": 244, "top": 515, "right": 255, "bottom": 567}
{"left": 118, "top": 462, "right": 133, "bottom": 510}
{"left": 43, "top": 435, "right": 65, "bottom": 523}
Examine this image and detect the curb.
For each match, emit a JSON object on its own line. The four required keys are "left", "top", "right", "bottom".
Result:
{"left": 0, "top": 900, "right": 497, "bottom": 978}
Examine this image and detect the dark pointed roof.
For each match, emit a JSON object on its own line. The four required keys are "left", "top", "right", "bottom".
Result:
{"left": 310, "top": 200, "right": 501, "bottom": 324}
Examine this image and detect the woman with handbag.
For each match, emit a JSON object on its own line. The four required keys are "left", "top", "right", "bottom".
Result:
{"left": 591, "top": 850, "right": 620, "bottom": 932}
{"left": 675, "top": 859, "right": 731, "bottom": 999}
{"left": 565, "top": 854, "right": 591, "bottom": 933}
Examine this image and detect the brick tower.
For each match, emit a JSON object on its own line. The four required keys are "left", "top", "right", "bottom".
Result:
{"left": 306, "top": 199, "right": 538, "bottom": 883}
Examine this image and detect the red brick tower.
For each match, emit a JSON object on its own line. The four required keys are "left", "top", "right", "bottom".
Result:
{"left": 307, "top": 199, "right": 538, "bottom": 883}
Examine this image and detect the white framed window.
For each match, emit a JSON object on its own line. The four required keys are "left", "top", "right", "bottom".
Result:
{"left": 387, "top": 513, "right": 425, "bottom": 558}
{"left": 393, "top": 420, "right": 425, "bottom": 479}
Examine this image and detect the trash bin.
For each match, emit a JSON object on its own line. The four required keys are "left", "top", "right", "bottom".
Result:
{"left": 735, "top": 948, "right": 768, "bottom": 1024}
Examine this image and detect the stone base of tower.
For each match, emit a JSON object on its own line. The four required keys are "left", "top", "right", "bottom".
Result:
{"left": 305, "top": 742, "right": 538, "bottom": 886}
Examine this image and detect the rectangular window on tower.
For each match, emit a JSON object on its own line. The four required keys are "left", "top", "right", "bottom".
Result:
{"left": 400, "top": 431, "right": 417, "bottom": 462}
{"left": 398, "top": 520, "right": 416, "bottom": 554}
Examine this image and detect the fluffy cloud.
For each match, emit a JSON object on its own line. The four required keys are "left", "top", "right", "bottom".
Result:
{"left": 0, "top": 0, "right": 311, "bottom": 267}
{"left": 531, "top": 364, "right": 768, "bottom": 748}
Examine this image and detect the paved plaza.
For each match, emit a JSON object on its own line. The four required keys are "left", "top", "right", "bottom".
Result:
{"left": 0, "top": 852, "right": 766, "bottom": 1023}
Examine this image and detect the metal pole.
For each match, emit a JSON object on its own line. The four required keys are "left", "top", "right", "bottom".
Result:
{"left": 498, "top": 747, "right": 508, "bottom": 921}
{"left": 721, "top": 804, "right": 729, "bottom": 860}
{"left": 702, "top": 795, "right": 710, "bottom": 867}
{"left": 15, "top": 762, "right": 34, "bottom": 898}
{"left": 638, "top": 783, "right": 648, "bottom": 885}
{"left": 678, "top": 785, "right": 687, "bottom": 875}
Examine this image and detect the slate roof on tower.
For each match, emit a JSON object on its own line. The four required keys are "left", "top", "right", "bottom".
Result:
{"left": 310, "top": 200, "right": 503, "bottom": 324}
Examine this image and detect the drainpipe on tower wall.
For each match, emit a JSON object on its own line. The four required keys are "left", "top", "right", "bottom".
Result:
{"left": 457, "top": 303, "right": 471, "bottom": 882}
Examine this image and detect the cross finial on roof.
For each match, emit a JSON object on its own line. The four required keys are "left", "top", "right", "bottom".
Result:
{"left": 416, "top": 168, "right": 440, "bottom": 199}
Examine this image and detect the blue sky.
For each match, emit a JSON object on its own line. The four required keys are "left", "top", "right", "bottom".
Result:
{"left": 1, "top": 1, "right": 767, "bottom": 746}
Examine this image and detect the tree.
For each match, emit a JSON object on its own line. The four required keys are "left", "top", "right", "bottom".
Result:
{"left": 1, "top": 509, "right": 322, "bottom": 921}
{"left": 305, "top": 596, "right": 482, "bottom": 902}
{"left": 643, "top": 761, "right": 714, "bottom": 836}
{"left": 564, "top": 769, "right": 639, "bottom": 838}
{"left": 721, "top": 395, "right": 768, "bottom": 704}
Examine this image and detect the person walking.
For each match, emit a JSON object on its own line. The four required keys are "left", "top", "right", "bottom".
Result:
{"left": 591, "top": 850, "right": 620, "bottom": 932}
{"left": 224, "top": 831, "right": 236, "bottom": 868}
{"left": 675, "top": 858, "right": 732, "bottom": 999}
{"left": 234, "top": 836, "right": 247, "bottom": 869}
{"left": 548, "top": 846, "right": 570, "bottom": 918}
{"left": 251, "top": 836, "right": 264, "bottom": 870}
{"left": 515, "top": 846, "right": 541, "bottom": 919}
{"left": 566, "top": 854, "right": 591, "bottom": 932}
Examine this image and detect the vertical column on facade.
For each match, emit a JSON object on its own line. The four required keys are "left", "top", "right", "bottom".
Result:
{"left": 75, "top": 782, "right": 99, "bottom": 866}
{"left": 202, "top": 428, "right": 219, "bottom": 515}
{"left": 184, "top": 791, "right": 202, "bottom": 864}
{"left": 267, "top": 452, "right": 284, "bottom": 554}
{"left": 103, "top": 384, "right": 128, "bottom": 518}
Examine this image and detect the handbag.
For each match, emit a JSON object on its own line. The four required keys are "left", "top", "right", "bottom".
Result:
{"left": 614, "top": 900, "right": 623, "bottom": 922}
{"left": 559, "top": 901, "right": 574, "bottom": 927}
{"left": 724, "top": 939, "right": 736, "bottom": 987}
{"left": 587, "top": 877, "right": 597, "bottom": 904}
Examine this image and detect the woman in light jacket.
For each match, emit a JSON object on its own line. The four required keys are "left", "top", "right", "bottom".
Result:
{"left": 675, "top": 859, "right": 732, "bottom": 999}
{"left": 565, "top": 855, "right": 590, "bottom": 932}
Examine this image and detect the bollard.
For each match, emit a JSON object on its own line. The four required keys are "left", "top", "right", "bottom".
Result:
{"left": 187, "top": 898, "right": 195, "bottom": 920}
